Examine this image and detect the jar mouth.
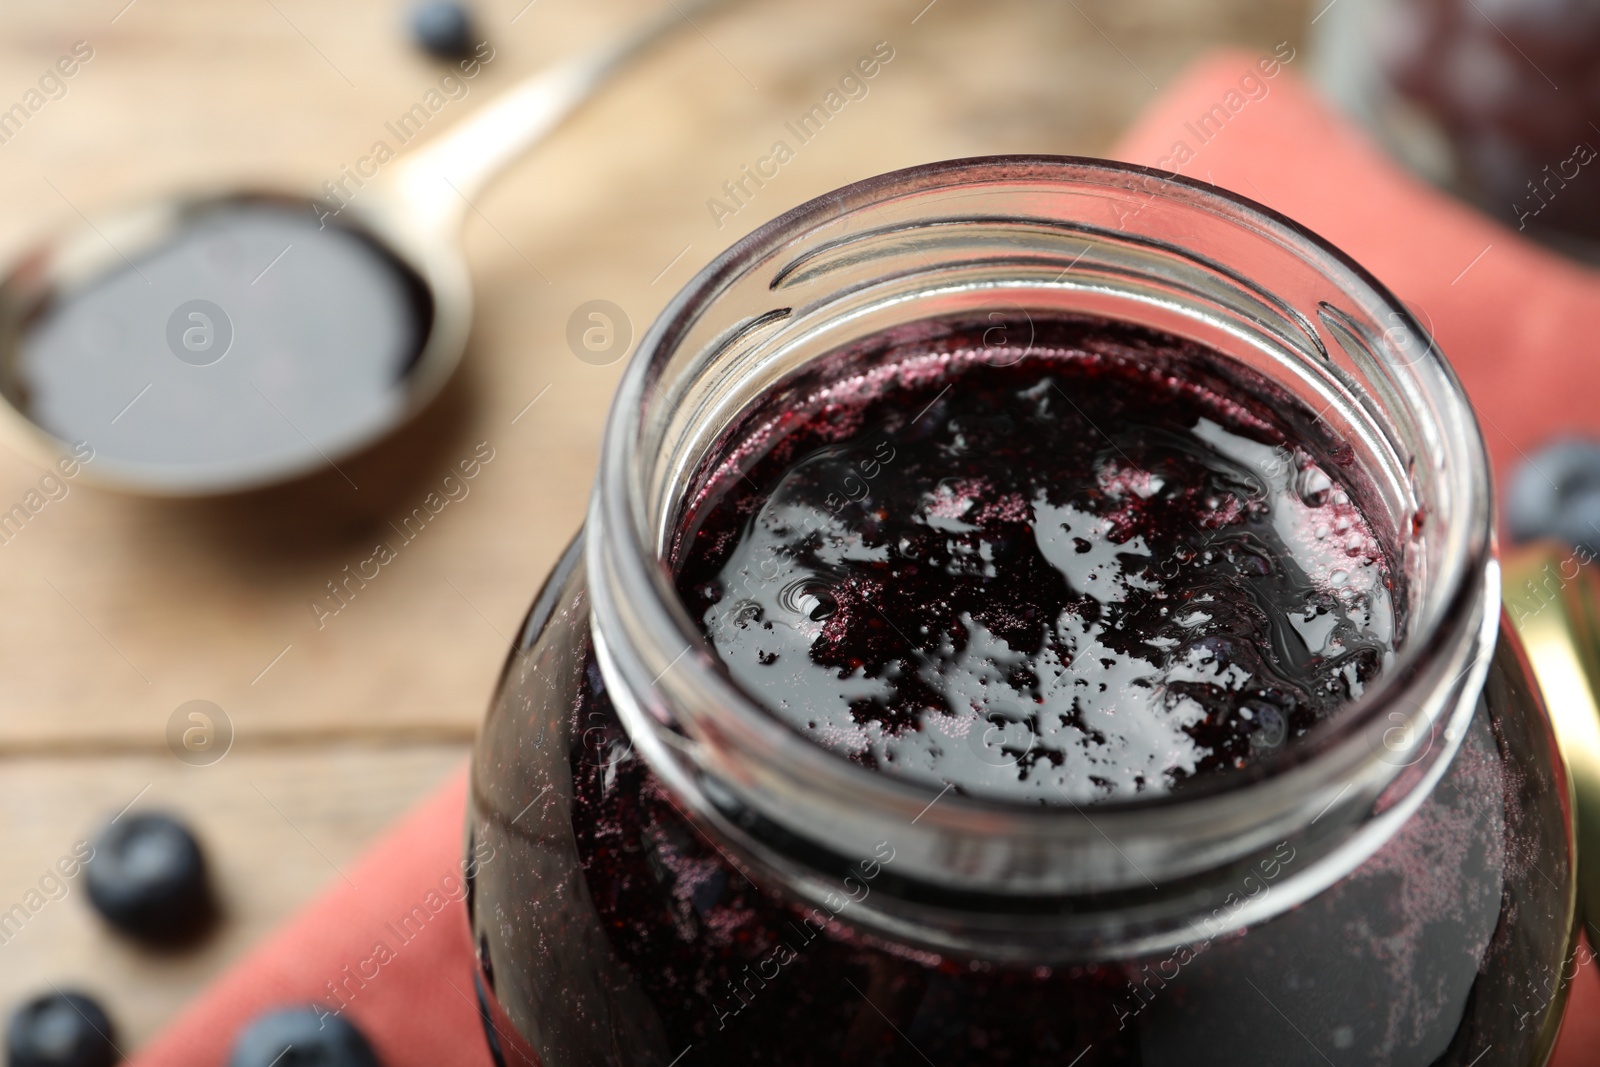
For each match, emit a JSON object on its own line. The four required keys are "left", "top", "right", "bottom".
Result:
{"left": 589, "top": 156, "right": 1496, "bottom": 917}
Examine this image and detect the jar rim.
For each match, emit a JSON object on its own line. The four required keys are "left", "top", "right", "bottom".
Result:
{"left": 589, "top": 155, "right": 1496, "bottom": 909}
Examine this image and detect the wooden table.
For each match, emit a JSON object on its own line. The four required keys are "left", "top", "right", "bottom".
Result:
{"left": 0, "top": 0, "right": 1309, "bottom": 1049}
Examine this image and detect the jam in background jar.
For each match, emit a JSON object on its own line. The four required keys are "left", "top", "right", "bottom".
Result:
{"left": 1315, "top": 0, "right": 1600, "bottom": 252}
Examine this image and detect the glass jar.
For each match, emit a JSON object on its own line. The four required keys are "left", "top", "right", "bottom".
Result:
{"left": 465, "top": 157, "right": 1575, "bottom": 1066}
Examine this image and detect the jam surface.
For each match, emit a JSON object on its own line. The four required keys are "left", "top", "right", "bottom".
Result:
{"left": 672, "top": 316, "right": 1400, "bottom": 804}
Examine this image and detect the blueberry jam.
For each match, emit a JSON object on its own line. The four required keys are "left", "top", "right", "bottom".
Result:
{"left": 672, "top": 316, "right": 1398, "bottom": 804}
{"left": 466, "top": 314, "right": 1572, "bottom": 1067}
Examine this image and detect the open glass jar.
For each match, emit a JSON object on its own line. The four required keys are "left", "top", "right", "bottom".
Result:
{"left": 465, "top": 157, "right": 1575, "bottom": 1066}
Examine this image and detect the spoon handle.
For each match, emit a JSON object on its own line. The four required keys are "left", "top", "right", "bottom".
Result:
{"left": 386, "top": 0, "right": 734, "bottom": 237}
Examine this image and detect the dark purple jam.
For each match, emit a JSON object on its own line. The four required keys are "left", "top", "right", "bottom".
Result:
{"left": 671, "top": 316, "right": 1399, "bottom": 804}
{"left": 465, "top": 314, "right": 1572, "bottom": 1067}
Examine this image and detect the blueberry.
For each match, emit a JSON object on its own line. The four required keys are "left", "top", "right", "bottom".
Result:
{"left": 85, "top": 812, "right": 213, "bottom": 945}
{"left": 6, "top": 991, "right": 117, "bottom": 1067}
{"left": 1506, "top": 438, "right": 1600, "bottom": 551}
{"left": 227, "top": 1009, "right": 380, "bottom": 1067}
{"left": 408, "top": 1, "right": 477, "bottom": 60}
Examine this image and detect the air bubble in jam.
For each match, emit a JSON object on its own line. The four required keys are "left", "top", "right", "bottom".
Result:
{"left": 673, "top": 315, "right": 1402, "bottom": 803}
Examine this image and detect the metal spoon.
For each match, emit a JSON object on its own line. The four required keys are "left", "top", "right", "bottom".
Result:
{"left": 0, "top": 0, "right": 727, "bottom": 495}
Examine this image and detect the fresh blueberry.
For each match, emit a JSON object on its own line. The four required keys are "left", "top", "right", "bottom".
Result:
{"left": 85, "top": 812, "right": 213, "bottom": 945}
{"left": 227, "top": 1008, "right": 380, "bottom": 1067}
{"left": 409, "top": 1, "right": 477, "bottom": 60}
{"left": 1506, "top": 438, "right": 1600, "bottom": 550}
{"left": 6, "top": 991, "right": 118, "bottom": 1067}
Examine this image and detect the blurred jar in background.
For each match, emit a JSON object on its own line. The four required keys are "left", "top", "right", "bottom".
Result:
{"left": 1314, "top": 0, "right": 1600, "bottom": 257}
